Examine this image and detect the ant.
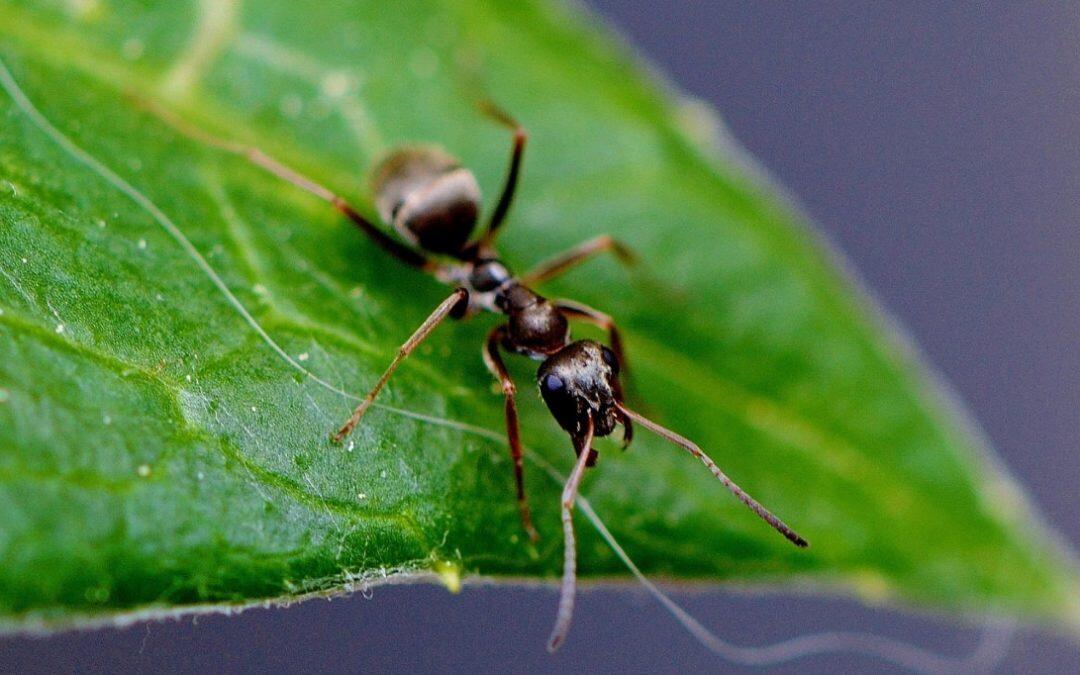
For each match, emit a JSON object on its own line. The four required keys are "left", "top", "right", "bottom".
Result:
{"left": 146, "top": 101, "right": 808, "bottom": 652}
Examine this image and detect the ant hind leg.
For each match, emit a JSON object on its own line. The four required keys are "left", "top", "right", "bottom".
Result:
{"left": 477, "top": 101, "right": 527, "bottom": 248}
{"left": 136, "top": 97, "right": 437, "bottom": 272}
{"left": 547, "top": 418, "right": 595, "bottom": 652}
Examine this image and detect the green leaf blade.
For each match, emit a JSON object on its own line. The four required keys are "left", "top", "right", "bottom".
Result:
{"left": 0, "top": 0, "right": 1076, "bottom": 634}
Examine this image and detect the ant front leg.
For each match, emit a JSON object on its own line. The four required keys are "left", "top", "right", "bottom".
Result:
{"left": 483, "top": 326, "right": 541, "bottom": 543}
{"left": 521, "top": 235, "right": 637, "bottom": 286}
{"left": 477, "top": 101, "right": 527, "bottom": 248}
{"left": 331, "top": 288, "right": 469, "bottom": 443}
{"left": 547, "top": 417, "right": 594, "bottom": 653}
{"left": 137, "top": 98, "right": 439, "bottom": 273}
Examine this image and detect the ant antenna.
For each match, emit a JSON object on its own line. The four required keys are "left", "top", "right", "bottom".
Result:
{"left": 548, "top": 418, "right": 596, "bottom": 653}
{"left": 616, "top": 403, "right": 809, "bottom": 548}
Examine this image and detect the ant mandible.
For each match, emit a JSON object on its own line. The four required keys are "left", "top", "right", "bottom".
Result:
{"left": 148, "top": 101, "right": 808, "bottom": 652}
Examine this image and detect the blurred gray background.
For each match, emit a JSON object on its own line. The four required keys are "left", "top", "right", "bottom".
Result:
{"left": 3, "top": 2, "right": 1079, "bottom": 673}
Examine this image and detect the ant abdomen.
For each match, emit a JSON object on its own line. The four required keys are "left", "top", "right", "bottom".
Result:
{"left": 370, "top": 146, "right": 481, "bottom": 257}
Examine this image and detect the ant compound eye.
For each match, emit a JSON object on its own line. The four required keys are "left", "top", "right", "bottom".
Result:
{"left": 542, "top": 373, "right": 565, "bottom": 393}
{"left": 601, "top": 346, "right": 619, "bottom": 374}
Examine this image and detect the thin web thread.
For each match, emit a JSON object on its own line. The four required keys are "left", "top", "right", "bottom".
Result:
{"left": 0, "top": 59, "right": 360, "bottom": 404}
{"left": 0, "top": 57, "right": 1016, "bottom": 673}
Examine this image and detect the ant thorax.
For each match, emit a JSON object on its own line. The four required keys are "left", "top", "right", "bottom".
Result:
{"left": 498, "top": 285, "right": 571, "bottom": 359}
{"left": 438, "top": 258, "right": 515, "bottom": 314}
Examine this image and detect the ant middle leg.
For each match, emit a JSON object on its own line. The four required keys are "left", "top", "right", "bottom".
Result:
{"left": 521, "top": 235, "right": 637, "bottom": 286}
{"left": 483, "top": 326, "right": 541, "bottom": 542}
{"left": 137, "top": 98, "right": 438, "bottom": 273}
{"left": 477, "top": 101, "right": 527, "bottom": 248}
{"left": 331, "top": 288, "right": 469, "bottom": 443}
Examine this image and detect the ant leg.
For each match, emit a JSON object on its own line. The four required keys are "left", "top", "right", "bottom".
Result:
{"left": 331, "top": 288, "right": 469, "bottom": 443}
{"left": 483, "top": 326, "right": 541, "bottom": 542}
{"left": 555, "top": 299, "right": 634, "bottom": 446}
{"left": 138, "top": 98, "right": 438, "bottom": 272}
{"left": 521, "top": 235, "right": 636, "bottom": 286}
{"left": 547, "top": 417, "right": 595, "bottom": 653}
{"left": 555, "top": 299, "right": 626, "bottom": 370}
{"left": 477, "top": 101, "right": 527, "bottom": 247}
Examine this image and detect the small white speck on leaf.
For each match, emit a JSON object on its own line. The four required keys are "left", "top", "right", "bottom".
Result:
{"left": 102, "top": 414, "right": 112, "bottom": 425}
{"left": 68, "top": 0, "right": 102, "bottom": 21}
{"left": 54, "top": 323, "right": 65, "bottom": 334}
{"left": 253, "top": 284, "right": 268, "bottom": 295}
{"left": 96, "top": 218, "right": 106, "bottom": 228}
{"left": 20, "top": 257, "right": 27, "bottom": 264}
{"left": 347, "top": 440, "right": 355, "bottom": 452}
{"left": 250, "top": 406, "right": 257, "bottom": 412}
{"left": 197, "top": 471, "right": 205, "bottom": 481}
{"left": 155, "top": 293, "right": 164, "bottom": 301}
{"left": 357, "top": 493, "right": 367, "bottom": 500}
{"left": 137, "top": 464, "right": 152, "bottom": 477}
{"left": 297, "top": 352, "right": 309, "bottom": 362}
{"left": 321, "top": 71, "right": 351, "bottom": 98}
{"left": 137, "top": 238, "right": 147, "bottom": 250}
{"left": 379, "top": 470, "right": 387, "bottom": 479}
{"left": 185, "top": 374, "right": 192, "bottom": 382}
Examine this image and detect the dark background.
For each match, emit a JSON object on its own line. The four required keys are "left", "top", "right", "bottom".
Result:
{"left": 3, "top": 2, "right": 1079, "bottom": 672}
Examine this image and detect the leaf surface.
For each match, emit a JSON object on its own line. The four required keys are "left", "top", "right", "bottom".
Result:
{"left": 0, "top": 0, "right": 1076, "bottom": 632}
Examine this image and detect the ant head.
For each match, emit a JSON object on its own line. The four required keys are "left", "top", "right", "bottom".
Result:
{"left": 371, "top": 147, "right": 480, "bottom": 257}
{"left": 537, "top": 340, "right": 628, "bottom": 448}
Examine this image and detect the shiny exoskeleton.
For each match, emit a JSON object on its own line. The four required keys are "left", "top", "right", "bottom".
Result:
{"left": 155, "top": 101, "right": 807, "bottom": 653}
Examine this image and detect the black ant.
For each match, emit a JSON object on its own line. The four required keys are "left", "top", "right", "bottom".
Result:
{"left": 146, "top": 101, "right": 808, "bottom": 652}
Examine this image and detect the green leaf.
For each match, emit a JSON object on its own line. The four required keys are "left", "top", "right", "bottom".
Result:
{"left": 0, "top": 0, "right": 1076, "bottom": 634}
